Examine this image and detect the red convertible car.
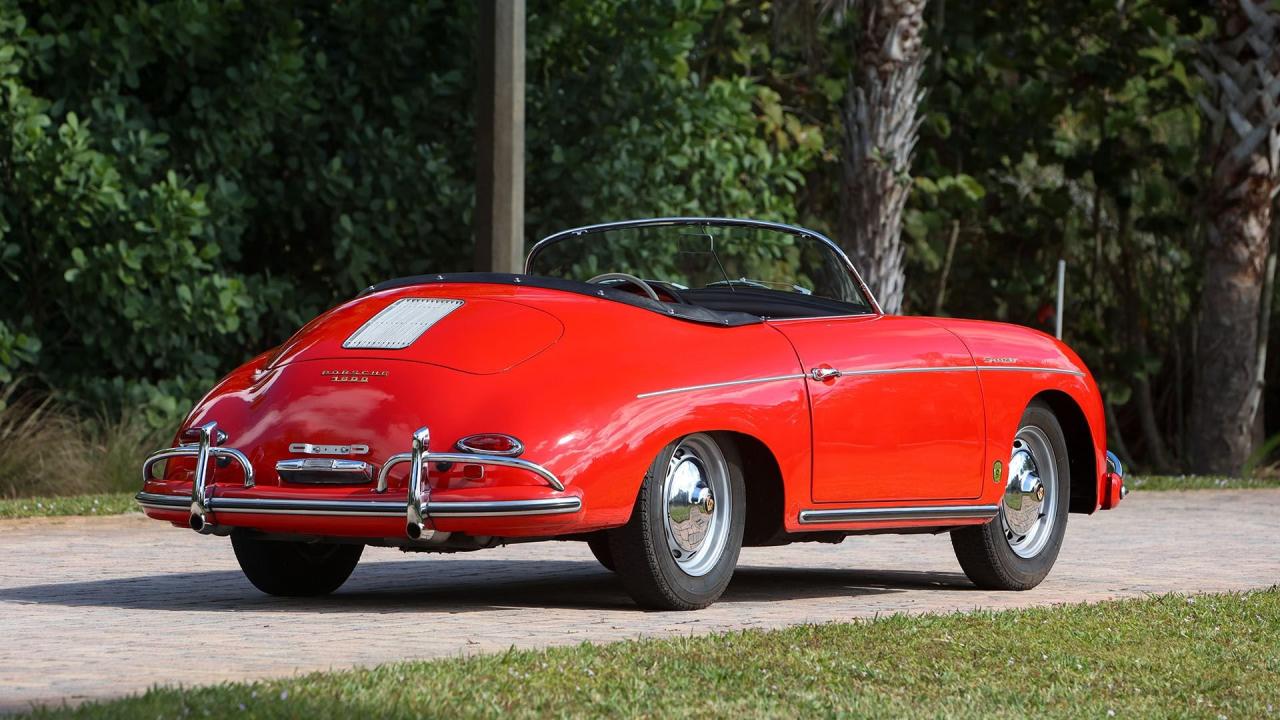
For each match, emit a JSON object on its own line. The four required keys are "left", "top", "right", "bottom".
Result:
{"left": 138, "top": 217, "right": 1125, "bottom": 610}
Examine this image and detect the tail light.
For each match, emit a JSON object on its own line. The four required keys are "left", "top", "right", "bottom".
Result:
{"left": 455, "top": 433, "right": 524, "bottom": 457}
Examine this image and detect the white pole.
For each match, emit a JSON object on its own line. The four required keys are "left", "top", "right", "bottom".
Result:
{"left": 1055, "top": 259, "right": 1066, "bottom": 340}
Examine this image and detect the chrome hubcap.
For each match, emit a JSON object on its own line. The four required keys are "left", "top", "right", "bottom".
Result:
{"left": 1001, "top": 426, "right": 1058, "bottom": 558}
{"left": 662, "top": 434, "right": 730, "bottom": 577}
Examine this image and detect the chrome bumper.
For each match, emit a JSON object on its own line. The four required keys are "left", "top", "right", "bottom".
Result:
{"left": 1106, "top": 450, "right": 1128, "bottom": 499}
{"left": 135, "top": 492, "right": 581, "bottom": 518}
{"left": 140, "top": 423, "right": 572, "bottom": 538}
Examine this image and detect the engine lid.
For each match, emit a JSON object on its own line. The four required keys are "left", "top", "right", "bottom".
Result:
{"left": 268, "top": 291, "right": 564, "bottom": 375}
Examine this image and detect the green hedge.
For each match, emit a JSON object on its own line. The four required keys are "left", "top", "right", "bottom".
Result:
{"left": 0, "top": 0, "right": 821, "bottom": 425}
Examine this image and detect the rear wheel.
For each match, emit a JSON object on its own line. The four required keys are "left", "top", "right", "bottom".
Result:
{"left": 951, "top": 400, "right": 1070, "bottom": 590}
{"left": 231, "top": 532, "right": 363, "bottom": 597}
{"left": 607, "top": 432, "right": 745, "bottom": 610}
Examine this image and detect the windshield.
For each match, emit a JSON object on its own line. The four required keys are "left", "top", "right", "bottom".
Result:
{"left": 526, "top": 220, "right": 873, "bottom": 313}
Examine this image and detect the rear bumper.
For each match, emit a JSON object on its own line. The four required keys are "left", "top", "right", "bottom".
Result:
{"left": 136, "top": 492, "right": 581, "bottom": 518}
{"left": 140, "top": 421, "right": 582, "bottom": 539}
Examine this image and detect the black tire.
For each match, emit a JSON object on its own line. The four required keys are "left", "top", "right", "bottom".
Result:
{"left": 231, "top": 532, "right": 363, "bottom": 597}
{"left": 607, "top": 432, "right": 746, "bottom": 610}
{"left": 951, "top": 399, "right": 1070, "bottom": 590}
{"left": 587, "top": 534, "right": 616, "bottom": 572}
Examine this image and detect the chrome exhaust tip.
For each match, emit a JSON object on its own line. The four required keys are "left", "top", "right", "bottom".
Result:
{"left": 189, "top": 512, "right": 206, "bottom": 532}
{"left": 406, "top": 522, "right": 423, "bottom": 540}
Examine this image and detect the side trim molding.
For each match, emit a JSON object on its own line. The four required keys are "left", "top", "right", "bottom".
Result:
{"left": 636, "top": 373, "right": 806, "bottom": 399}
{"left": 638, "top": 364, "right": 1084, "bottom": 398}
{"left": 798, "top": 504, "right": 1000, "bottom": 525}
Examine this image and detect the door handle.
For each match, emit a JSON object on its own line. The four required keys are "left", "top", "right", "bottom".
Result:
{"left": 810, "top": 366, "right": 842, "bottom": 382}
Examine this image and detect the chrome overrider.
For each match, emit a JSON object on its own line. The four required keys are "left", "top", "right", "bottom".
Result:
{"left": 137, "top": 423, "right": 577, "bottom": 539}
{"left": 139, "top": 421, "right": 254, "bottom": 533}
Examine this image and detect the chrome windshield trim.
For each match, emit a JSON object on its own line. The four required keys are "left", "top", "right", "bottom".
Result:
{"left": 798, "top": 504, "right": 1000, "bottom": 525}
{"left": 636, "top": 373, "right": 807, "bottom": 399}
{"left": 526, "top": 217, "right": 883, "bottom": 315}
{"left": 135, "top": 492, "right": 581, "bottom": 518}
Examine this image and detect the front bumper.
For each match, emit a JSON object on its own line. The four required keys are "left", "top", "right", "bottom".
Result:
{"left": 139, "top": 422, "right": 580, "bottom": 539}
{"left": 1101, "top": 450, "right": 1127, "bottom": 509}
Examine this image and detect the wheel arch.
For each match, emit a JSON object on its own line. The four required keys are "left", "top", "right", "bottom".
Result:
{"left": 1033, "top": 390, "right": 1097, "bottom": 514}
{"left": 714, "top": 431, "right": 788, "bottom": 546}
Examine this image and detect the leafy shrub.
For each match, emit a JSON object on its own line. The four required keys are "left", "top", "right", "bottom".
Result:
{"left": 0, "top": 0, "right": 821, "bottom": 430}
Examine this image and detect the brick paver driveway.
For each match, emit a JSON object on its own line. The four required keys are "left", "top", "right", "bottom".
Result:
{"left": 1, "top": 489, "right": 1277, "bottom": 712}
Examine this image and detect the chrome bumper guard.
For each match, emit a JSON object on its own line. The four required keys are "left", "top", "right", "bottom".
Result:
{"left": 140, "top": 421, "right": 255, "bottom": 533}
{"left": 138, "top": 423, "right": 573, "bottom": 539}
{"left": 1106, "top": 450, "right": 1128, "bottom": 500}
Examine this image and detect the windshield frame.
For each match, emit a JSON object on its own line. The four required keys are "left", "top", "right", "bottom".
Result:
{"left": 525, "top": 217, "right": 883, "bottom": 316}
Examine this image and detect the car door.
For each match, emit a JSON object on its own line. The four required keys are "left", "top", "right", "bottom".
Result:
{"left": 770, "top": 315, "right": 987, "bottom": 503}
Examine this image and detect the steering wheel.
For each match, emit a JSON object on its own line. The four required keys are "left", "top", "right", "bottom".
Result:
{"left": 586, "top": 272, "right": 661, "bottom": 302}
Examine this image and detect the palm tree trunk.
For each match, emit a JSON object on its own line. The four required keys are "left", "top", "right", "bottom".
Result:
{"left": 1189, "top": 0, "right": 1280, "bottom": 475}
{"left": 837, "top": 0, "right": 928, "bottom": 315}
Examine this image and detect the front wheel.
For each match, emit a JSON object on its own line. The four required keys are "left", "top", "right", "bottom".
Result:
{"left": 231, "top": 532, "right": 363, "bottom": 597}
{"left": 607, "top": 433, "right": 745, "bottom": 610}
{"left": 951, "top": 399, "right": 1070, "bottom": 590}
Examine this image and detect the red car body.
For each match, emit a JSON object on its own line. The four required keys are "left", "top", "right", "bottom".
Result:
{"left": 137, "top": 217, "right": 1124, "bottom": 606}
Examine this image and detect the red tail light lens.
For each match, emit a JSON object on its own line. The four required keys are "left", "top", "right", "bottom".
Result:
{"left": 455, "top": 434, "right": 524, "bottom": 457}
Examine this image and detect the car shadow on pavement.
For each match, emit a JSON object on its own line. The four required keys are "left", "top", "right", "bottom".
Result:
{"left": 0, "top": 559, "right": 973, "bottom": 613}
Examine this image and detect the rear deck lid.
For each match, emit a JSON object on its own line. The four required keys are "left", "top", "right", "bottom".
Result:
{"left": 267, "top": 291, "right": 564, "bottom": 374}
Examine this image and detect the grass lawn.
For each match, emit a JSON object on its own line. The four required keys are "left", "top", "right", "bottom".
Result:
{"left": 0, "top": 491, "right": 137, "bottom": 519}
{"left": 19, "top": 589, "right": 1279, "bottom": 719}
{"left": 1127, "top": 474, "right": 1280, "bottom": 491}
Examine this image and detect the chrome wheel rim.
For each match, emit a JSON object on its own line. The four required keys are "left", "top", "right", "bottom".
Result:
{"left": 1001, "top": 425, "right": 1058, "bottom": 558}
{"left": 662, "top": 434, "right": 731, "bottom": 577}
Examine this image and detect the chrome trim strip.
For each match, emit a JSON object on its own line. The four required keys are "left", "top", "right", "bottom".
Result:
{"left": 376, "top": 451, "right": 564, "bottom": 493}
{"left": 456, "top": 434, "right": 525, "bottom": 457}
{"left": 798, "top": 504, "right": 1000, "bottom": 525}
{"left": 837, "top": 366, "right": 977, "bottom": 377}
{"left": 527, "top": 217, "right": 884, "bottom": 315}
{"left": 636, "top": 373, "right": 806, "bottom": 399}
{"left": 135, "top": 492, "right": 581, "bottom": 518}
{"left": 637, "top": 364, "right": 1083, "bottom": 399}
{"left": 979, "top": 365, "right": 1084, "bottom": 377}
{"left": 135, "top": 492, "right": 188, "bottom": 510}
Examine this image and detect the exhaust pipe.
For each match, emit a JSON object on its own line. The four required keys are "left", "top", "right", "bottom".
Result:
{"left": 189, "top": 509, "right": 221, "bottom": 534}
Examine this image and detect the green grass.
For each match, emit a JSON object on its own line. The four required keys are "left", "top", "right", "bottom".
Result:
{"left": 1128, "top": 474, "right": 1280, "bottom": 491}
{"left": 0, "top": 491, "right": 137, "bottom": 519}
{"left": 19, "top": 589, "right": 1280, "bottom": 719}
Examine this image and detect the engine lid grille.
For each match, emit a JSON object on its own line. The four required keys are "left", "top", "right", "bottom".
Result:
{"left": 343, "top": 298, "right": 464, "bottom": 350}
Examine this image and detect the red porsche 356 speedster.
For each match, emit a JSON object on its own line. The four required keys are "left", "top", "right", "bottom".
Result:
{"left": 138, "top": 217, "right": 1125, "bottom": 610}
